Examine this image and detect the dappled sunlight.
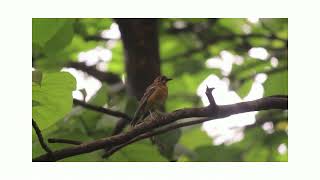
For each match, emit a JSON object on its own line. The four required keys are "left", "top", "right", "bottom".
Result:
{"left": 242, "top": 23, "right": 252, "bottom": 34}
{"left": 173, "top": 20, "right": 187, "bottom": 29}
{"left": 205, "top": 50, "right": 243, "bottom": 76}
{"left": 78, "top": 46, "right": 112, "bottom": 66}
{"left": 270, "top": 57, "right": 279, "bottom": 67}
{"left": 61, "top": 67, "right": 102, "bottom": 102}
{"left": 262, "top": 121, "right": 274, "bottom": 134}
{"left": 101, "top": 23, "right": 121, "bottom": 40}
{"left": 277, "top": 143, "right": 287, "bottom": 155}
{"left": 198, "top": 72, "right": 265, "bottom": 145}
{"left": 247, "top": 17, "right": 260, "bottom": 24}
{"left": 248, "top": 47, "right": 269, "bottom": 60}
{"left": 255, "top": 73, "right": 268, "bottom": 84}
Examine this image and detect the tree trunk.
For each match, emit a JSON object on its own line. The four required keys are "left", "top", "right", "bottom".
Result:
{"left": 115, "top": 19, "right": 160, "bottom": 100}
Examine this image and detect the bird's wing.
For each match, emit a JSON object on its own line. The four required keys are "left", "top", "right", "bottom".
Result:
{"left": 131, "top": 84, "right": 157, "bottom": 126}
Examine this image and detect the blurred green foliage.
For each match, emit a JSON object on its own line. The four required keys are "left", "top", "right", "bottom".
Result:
{"left": 32, "top": 18, "right": 288, "bottom": 162}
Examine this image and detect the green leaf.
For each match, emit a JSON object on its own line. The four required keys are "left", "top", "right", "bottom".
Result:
{"left": 32, "top": 18, "right": 75, "bottom": 55}
{"left": 32, "top": 72, "right": 76, "bottom": 130}
{"left": 106, "top": 140, "right": 168, "bottom": 162}
{"left": 32, "top": 18, "right": 66, "bottom": 46}
{"left": 264, "top": 69, "right": 288, "bottom": 96}
{"left": 32, "top": 100, "right": 41, "bottom": 107}
{"left": 43, "top": 19, "right": 75, "bottom": 55}
{"left": 151, "top": 127, "right": 181, "bottom": 160}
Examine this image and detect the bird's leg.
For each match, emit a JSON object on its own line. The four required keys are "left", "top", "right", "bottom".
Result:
{"left": 149, "top": 110, "right": 156, "bottom": 121}
{"left": 151, "top": 110, "right": 164, "bottom": 120}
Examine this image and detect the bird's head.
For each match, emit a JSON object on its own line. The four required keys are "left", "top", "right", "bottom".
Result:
{"left": 154, "top": 75, "right": 173, "bottom": 84}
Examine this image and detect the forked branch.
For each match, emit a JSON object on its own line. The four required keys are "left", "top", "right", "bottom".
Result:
{"left": 33, "top": 86, "right": 287, "bottom": 162}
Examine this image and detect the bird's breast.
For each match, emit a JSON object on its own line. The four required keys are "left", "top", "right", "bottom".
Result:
{"left": 147, "top": 85, "right": 168, "bottom": 107}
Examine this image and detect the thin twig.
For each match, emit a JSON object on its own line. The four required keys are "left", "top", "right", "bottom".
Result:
{"left": 32, "top": 119, "right": 53, "bottom": 158}
{"left": 68, "top": 62, "right": 123, "bottom": 86}
{"left": 73, "top": 99, "right": 132, "bottom": 122}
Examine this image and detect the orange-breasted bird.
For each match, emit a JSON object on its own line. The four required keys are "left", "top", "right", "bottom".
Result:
{"left": 131, "top": 75, "right": 172, "bottom": 127}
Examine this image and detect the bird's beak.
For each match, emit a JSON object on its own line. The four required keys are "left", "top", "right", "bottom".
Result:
{"left": 166, "top": 78, "right": 173, "bottom": 82}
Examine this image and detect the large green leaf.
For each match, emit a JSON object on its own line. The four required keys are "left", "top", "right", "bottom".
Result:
{"left": 32, "top": 18, "right": 66, "bottom": 46}
{"left": 43, "top": 19, "right": 75, "bottom": 55}
{"left": 32, "top": 18, "right": 75, "bottom": 55}
{"left": 32, "top": 72, "right": 76, "bottom": 130}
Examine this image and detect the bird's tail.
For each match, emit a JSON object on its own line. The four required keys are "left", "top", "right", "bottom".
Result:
{"left": 131, "top": 105, "right": 144, "bottom": 127}
{"left": 130, "top": 113, "right": 139, "bottom": 127}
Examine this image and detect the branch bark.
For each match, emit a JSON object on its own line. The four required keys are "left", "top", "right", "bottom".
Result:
{"left": 33, "top": 88, "right": 287, "bottom": 162}
{"left": 48, "top": 138, "right": 82, "bottom": 145}
{"left": 32, "top": 119, "right": 53, "bottom": 159}
{"left": 68, "top": 62, "right": 123, "bottom": 86}
{"left": 73, "top": 99, "right": 132, "bottom": 122}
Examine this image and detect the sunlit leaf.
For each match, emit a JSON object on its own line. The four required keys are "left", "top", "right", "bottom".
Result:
{"left": 32, "top": 72, "right": 76, "bottom": 130}
{"left": 32, "top": 18, "right": 75, "bottom": 55}
{"left": 43, "top": 19, "right": 75, "bottom": 55}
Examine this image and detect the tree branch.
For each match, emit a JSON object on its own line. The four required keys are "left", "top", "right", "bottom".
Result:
{"left": 103, "top": 117, "right": 213, "bottom": 158}
{"left": 48, "top": 138, "right": 82, "bottom": 145}
{"left": 67, "top": 62, "right": 123, "bottom": 86}
{"left": 33, "top": 86, "right": 287, "bottom": 162}
{"left": 111, "top": 118, "right": 129, "bottom": 135}
{"left": 83, "top": 35, "right": 115, "bottom": 42}
{"left": 73, "top": 99, "right": 132, "bottom": 122}
{"left": 32, "top": 119, "right": 53, "bottom": 158}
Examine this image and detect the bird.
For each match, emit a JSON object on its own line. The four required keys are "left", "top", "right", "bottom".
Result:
{"left": 130, "top": 75, "right": 172, "bottom": 127}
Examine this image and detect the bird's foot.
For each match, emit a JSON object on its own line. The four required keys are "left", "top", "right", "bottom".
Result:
{"left": 150, "top": 111, "right": 163, "bottom": 121}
